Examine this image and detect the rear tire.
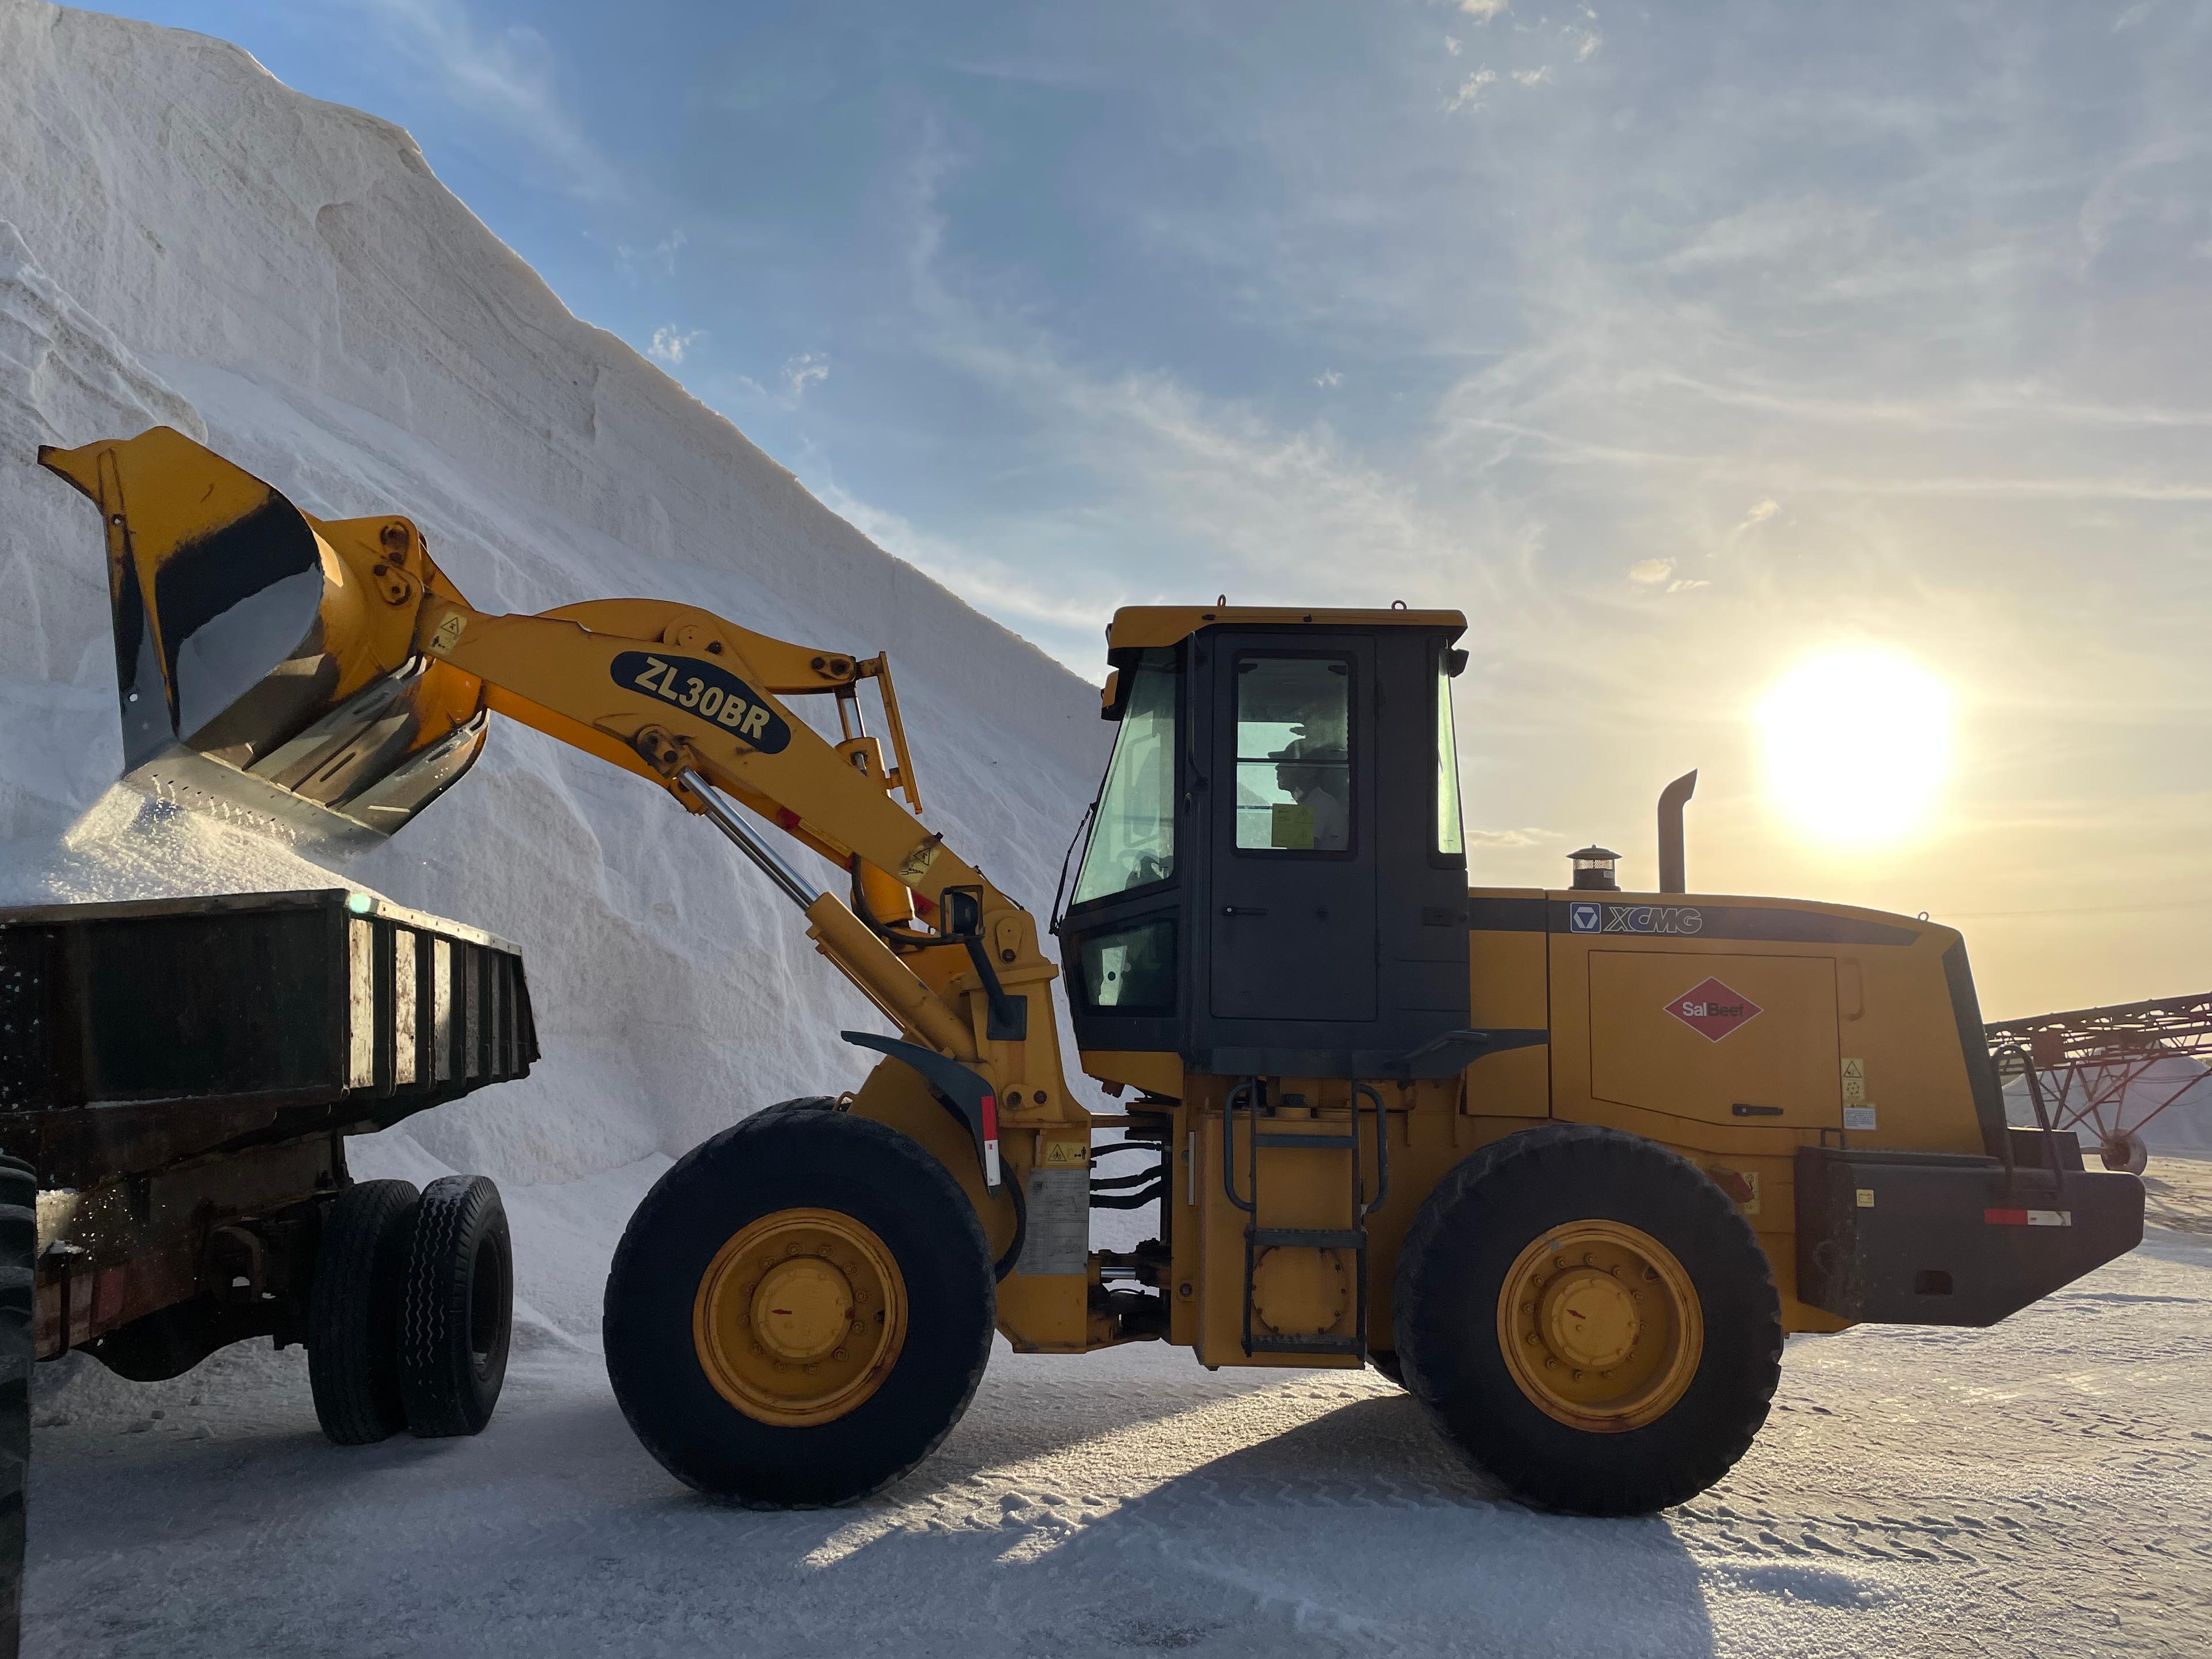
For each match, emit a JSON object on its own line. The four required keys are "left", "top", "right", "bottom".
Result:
{"left": 1395, "top": 1124, "right": 1781, "bottom": 1516}
{"left": 308, "top": 1179, "right": 420, "bottom": 1445}
{"left": 1369, "top": 1349, "right": 1406, "bottom": 1388}
{"left": 605, "top": 1104, "right": 994, "bottom": 1508}
{"left": 398, "top": 1176, "right": 513, "bottom": 1438}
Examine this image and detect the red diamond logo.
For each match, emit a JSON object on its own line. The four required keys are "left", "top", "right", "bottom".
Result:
{"left": 1665, "top": 977, "right": 1763, "bottom": 1042}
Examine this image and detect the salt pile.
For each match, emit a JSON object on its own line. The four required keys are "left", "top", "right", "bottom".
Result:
{"left": 0, "top": 0, "right": 1109, "bottom": 1342}
{"left": 2006, "top": 1053, "right": 2212, "bottom": 1156}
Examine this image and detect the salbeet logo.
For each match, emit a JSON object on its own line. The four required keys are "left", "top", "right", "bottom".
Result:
{"left": 611, "top": 652, "right": 791, "bottom": 753}
{"left": 1665, "top": 976, "right": 1763, "bottom": 1042}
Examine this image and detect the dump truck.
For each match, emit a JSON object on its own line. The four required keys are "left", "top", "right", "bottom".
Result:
{"left": 0, "top": 888, "right": 535, "bottom": 1444}
{"left": 36, "top": 427, "right": 2145, "bottom": 1516}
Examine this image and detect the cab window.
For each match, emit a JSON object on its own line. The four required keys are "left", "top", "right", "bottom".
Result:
{"left": 1233, "top": 656, "right": 1352, "bottom": 854}
{"left": 1078, "top": 919, "right": 1176, "bottom": 1013}
{"left": 1071, "top": 649, "right": 1178, "bottom": 904}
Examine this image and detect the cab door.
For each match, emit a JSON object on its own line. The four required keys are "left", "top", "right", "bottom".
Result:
{"left": 1207, "top": 636, "right": 1378, "bottom": 1024}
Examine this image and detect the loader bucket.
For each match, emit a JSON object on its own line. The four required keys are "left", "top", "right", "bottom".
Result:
{"left": 37, "top": 427, "right": 487, "bottom": 848}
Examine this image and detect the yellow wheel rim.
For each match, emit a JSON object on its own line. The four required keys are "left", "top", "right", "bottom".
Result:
{"left": 692, "top": 1208, "right": 908, "bottom": 1427}
{"left": 1497, "top": 1219, "right": 1702, "bottom": 1434}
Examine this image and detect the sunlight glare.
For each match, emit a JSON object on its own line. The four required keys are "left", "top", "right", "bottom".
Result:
{"left": 1758, "top": 651, "right": 1951, "bottom": 846}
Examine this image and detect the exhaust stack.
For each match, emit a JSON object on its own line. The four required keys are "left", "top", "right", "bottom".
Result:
{"left": 1657, "top": 769, "right": 1697, "bottom": 893}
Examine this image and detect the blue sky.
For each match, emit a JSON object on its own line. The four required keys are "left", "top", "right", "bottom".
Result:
{"left": 93, "top": 0, "right": 2212, "bottom": 1009}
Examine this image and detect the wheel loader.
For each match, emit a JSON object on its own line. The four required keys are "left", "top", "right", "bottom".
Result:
{"left": 37, "top": 428, "right": 2145, "bottom": 1516}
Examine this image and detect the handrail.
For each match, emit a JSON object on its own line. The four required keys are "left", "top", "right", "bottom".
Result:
{"left": 1352, "top": 1083, "right": 1389, "bottom": 1219}
{"left": 1221, "top": 1080, "right": 1258, "bottom": 1213}
{"left": 1989, "top": 1041, "right": 2066, "bottom": 1193}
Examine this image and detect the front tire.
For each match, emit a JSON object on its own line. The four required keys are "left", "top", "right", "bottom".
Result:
{"left": 1395, "top": 1124, "right": 1781, "bottom": 1516}
{"left": 604, "top": 1104, "right": 994, "bottom": 1508}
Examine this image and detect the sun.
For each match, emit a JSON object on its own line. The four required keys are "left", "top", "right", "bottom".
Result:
{"left": 1757, "top": 650, "right": 1952, "bottom": 846}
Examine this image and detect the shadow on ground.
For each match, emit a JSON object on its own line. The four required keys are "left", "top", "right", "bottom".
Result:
{"left": 25, "top": 1344, "right": 1717, "bottom": 1658}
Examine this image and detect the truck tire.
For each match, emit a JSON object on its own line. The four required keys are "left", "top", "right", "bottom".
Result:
{"left": 605, "top": 1103, "right": 994, "bottom": 1508}
{"left": 398, "top": 1176, "right": 513, "bottom": 1438}
{"left": 0, "top": 1154, "right": 35, "bottom": 1659}
{"left": 1395, "top": 1124, "right": 1781, "bottom": 1516}
{"left": 308, "top": 1179, "right": 421, "bottom": 1445}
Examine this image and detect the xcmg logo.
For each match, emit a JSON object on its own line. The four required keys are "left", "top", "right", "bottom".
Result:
{"left": 1565, "top": 903, "right": 1705, "bottom": 936}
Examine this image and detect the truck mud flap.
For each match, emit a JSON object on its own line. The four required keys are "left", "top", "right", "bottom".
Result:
{"left": 1795, "top": 1143, "right": 2144, "bottom": 1328}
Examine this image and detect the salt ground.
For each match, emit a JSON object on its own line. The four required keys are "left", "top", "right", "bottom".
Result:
{"left": 21, "top": 1196, "right": 2212, "bottom": 1658}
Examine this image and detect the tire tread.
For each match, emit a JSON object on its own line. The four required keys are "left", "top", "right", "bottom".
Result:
{"left": 398, "top": 1176, "right": 511, "bottom": 1439}
{"left": 308, "top": 1179, "right": 420, "bottom": 1446}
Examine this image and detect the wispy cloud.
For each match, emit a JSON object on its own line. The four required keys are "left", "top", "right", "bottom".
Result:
{"left": 616, "top": 229, "right": 686, "bottom": 281}
{"left": 357, "top": 0, "right": 617, "bottom": 197}
{"left": 1465, "top": 827, "right": 1552, "bottom": 849}
{"left": 1446, "top": 67, "right": 1497, "bottom": 111}
{"left": 1315, "top": 369, "right": 1343, "bottom": 388}
{"left": 868, "top": 121, "right": 1528, "bottom": 665}
{"left": 1569, "top": 7, "right": 1604, "bottom": 60}
{"left": 782, "top": 353, "right": 830, "bottom": 399}
{"left": 818, "top": 487, "right": 1128, "bottom": 654}
{"left": 647, "top": 325, "right": 702, "bottom": 365}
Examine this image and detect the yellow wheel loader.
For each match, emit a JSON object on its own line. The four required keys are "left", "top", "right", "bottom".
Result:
{"left": 39, "top": 429, "right": 2146, "bottom": 1515}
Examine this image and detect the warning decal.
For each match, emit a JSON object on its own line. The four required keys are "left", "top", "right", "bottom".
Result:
{"left": 1664, "top": 976, "right": 1764, "bottom": 1043}
{"left": 1018, "top": 1168, "right": 1089, "bottom": 1275}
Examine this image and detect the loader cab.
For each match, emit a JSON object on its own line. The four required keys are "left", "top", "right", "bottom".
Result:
{"left": 1058, "top": 606, "right": 1472, "bottom": 1086}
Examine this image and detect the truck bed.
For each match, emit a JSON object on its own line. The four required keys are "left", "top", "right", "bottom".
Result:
{"left": 0, "top": 889, "right": 535, "bottom": 1185}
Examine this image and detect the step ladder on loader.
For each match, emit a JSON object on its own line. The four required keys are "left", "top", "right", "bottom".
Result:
{"left": 1222, "top": 1081, "right": 1389, "bottom": 1358}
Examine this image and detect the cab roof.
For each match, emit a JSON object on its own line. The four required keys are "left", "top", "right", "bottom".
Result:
{"left": 1105, "top": 604, "right": 1467, "bottom": 654}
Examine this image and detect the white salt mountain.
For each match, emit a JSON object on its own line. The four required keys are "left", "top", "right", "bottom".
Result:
{"left": 0, "top": 0, "right": 1108, "bottom": 1345}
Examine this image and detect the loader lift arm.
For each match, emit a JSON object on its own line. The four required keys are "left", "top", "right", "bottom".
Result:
{"left": 36, "top": 428, "right": 1082, "bottom": 1282}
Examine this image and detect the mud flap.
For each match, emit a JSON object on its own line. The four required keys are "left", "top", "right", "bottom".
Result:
{"left": 839, "top": 1031, "right": 1001, "bottom": 1191}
